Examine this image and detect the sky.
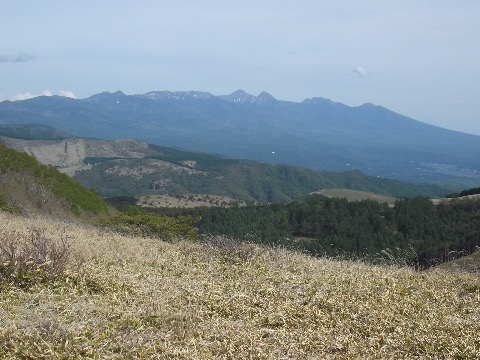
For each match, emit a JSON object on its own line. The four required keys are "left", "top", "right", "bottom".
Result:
{"left": 1, "top": 1, "right": 479, "bottom": 135}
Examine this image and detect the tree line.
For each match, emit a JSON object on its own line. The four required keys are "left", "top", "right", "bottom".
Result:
{"left": 150, "top": 194, "right": 479, "bottom": 268}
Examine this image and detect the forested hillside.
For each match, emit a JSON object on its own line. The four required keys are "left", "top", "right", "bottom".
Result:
{"left": 74, "top": 144, "right": 450, "bottom": 201}
{"left": 0, "top": 124, "right": 71, "bottom": 140}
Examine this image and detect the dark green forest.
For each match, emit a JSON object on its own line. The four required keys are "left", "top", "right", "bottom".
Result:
{"left": 0, "top": 124, "right": 70, "bottom": 140}
{"left": 144, "top": 195, "right": 480, "bottom": 268}
{"left": 447, "top": 187, "right": 480, "bottom": 198}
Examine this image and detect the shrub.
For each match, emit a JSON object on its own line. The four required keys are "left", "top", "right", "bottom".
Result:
{"left": 95, "top": 212, "right": 200, "bottom": 242}
{"left": 0, "top": 227, "right": 72, "bottom": 288}
{"left": 0, "top": 194, "right": 21, "bottom": 214}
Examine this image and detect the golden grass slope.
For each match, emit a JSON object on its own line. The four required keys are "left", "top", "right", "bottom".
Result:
{"left": 1, "top": 211, "right": 479, "bottom": 359}
{"left": 433, "top": 250, "right": 480, "bottom": 275}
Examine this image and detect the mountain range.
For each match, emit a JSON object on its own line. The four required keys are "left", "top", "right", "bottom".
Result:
{"left": 1, "top": 90, "right": 479, "bottom": 187}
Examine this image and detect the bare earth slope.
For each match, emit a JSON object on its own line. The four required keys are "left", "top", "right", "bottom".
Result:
{"left": 0, "top": 136, "right": 153, "bottom": 176}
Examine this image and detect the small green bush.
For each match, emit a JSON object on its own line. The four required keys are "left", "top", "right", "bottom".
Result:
{"left": 0, "top": 194, "right": 21, "bottom": 214}
{"left": 95, "top": 212, "right": 200, "bottom": 241}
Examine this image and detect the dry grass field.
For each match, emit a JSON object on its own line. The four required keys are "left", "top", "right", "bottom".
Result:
{"left": 1, "top": 211, "right": 479, "bottom": 359}
{"left": 433, "top": 251, "right": 480, "bottom": 275}
{"left": 431, "top": 194, "right": 480, "bottom": 205}
{"left": 312, "top": 188, "right": 397, "bottom": 205}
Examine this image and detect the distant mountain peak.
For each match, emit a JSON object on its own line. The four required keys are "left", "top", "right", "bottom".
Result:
{"left": 302, "top": 97, "right": 349, "bottom": 108}
{"left": 220, "top": 90, "right": 277, "bottom": 104}
{"left": 302, "top": 97, "right": 333, "bottom": 104}
{"left": 219, "top": 89, "right": 256, "bottom": 104}
{"left": 4, "top": 88, "right": 480, "bottom": 186}
{"left": 87, "top": 90, "right": 127, "bottom": 103}
{"left": 359, "top": 102, "right": 378, "bottom": 108}
{"left": 254, "top": 91, "right": 276, "bottom": 104}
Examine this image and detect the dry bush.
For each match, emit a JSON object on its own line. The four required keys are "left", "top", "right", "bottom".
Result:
{"left": 0, "top": 226, "right": 73, "bottom": 287}
{"left": 199, "top": 234, "right": 257, "bottom": 263}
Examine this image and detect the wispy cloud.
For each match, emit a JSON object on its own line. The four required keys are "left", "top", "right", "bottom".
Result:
{"left": 9, "top": 90, "right": 76, "bottom": 101}
{"left": 0, "top": 51, "right": 36, "bottom": 63}
{"left": 11, "top": 90, "right": 52, "bottom": 101}
{"left": 352, "top": 66, "right": 369, "bottom": 78}
{"left": 59, "top": 90, "right": 76, "bottom": 99}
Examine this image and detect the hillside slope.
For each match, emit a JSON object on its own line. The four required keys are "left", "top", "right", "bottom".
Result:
{"left": 0, "top": 144, "right": 108, "bottom": 217}
{"left": 1, "top": 212, "right": 479, "bottom": 358}
{"left": 1, "top": 91, "right": 480, "bottom": 186}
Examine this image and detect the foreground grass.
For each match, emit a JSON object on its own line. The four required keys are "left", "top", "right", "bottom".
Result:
{"left": 1, "top": 212, "right": 479, "bottom": 359}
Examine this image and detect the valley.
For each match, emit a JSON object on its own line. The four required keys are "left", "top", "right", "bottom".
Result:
{"left": 3, "top": 2, "right": 480, "bottom": 357}
{"left": 0, "top": 116, "right": 479, "bottom": 359}
{"left": 0, "top": 134, "right": 451, "bottom": 203}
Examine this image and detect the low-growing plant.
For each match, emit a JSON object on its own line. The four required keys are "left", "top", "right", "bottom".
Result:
{"left": 95, "top": 211, "right": 200, "bottom": 241}
{"left": 0, "top": 194, "right": 21, "bottom": 214}
{"left": 0, "top": 227, "right": 73, "bottom": 288}
{"left": 373, "top": 246, "right": 420, "bottom": 268}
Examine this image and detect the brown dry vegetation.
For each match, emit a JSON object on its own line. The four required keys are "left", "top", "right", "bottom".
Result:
{"left": 431, "top": 194, "right": 480, "bottom": 205}
{"left": 137, "top": 194, "right": 249, "bottom": 209}
{"left": 433, "top": 250, "right": 480, "bottom": 275}
{"left": 1, "top": 211, "right": 480, "bottom": 359}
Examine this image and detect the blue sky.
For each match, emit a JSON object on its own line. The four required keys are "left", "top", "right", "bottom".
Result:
{"left": 1, "top": 1, "right": 479, "bottom": 135}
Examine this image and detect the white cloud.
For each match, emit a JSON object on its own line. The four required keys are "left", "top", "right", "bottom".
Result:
{"left": 11, "top": 90, "right": 52, "bottom": 100}
{"left": 352, "top": 66, "right": 369, "bottom": 78}
{"left": 59, "top": 90, "right": 76, "bottom": 99}
{"left": 10, "top": 90, "right": 76, "bottom": 101}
